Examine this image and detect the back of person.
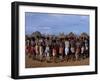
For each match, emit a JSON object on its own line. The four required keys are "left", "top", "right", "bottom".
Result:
{"left": 59, "top": 47, "right": 64, "bottom": 54}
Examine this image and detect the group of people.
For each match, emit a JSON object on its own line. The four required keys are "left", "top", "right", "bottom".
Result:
{"left": 25, "top": 36, "right": 89, "bottom": 63}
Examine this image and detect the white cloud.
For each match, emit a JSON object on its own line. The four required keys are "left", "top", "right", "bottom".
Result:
{"left": 42, "top": 27, "right": 51, "bottom": 29}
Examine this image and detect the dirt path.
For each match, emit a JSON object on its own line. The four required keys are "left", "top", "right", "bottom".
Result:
{"left": 25, "top": 55, "right": 89, "bottom": 68}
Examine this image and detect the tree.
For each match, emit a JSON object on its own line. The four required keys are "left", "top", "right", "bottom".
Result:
{"left": 31, "top": 31, "right": 42, "bottom": 39}
{"left": 80, "top": 32, "right": 89, "bottom": 39}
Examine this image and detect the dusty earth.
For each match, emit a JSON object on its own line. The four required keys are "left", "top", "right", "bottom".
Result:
{"left": 25, "top": 54, "right": 89, "bottom": 68}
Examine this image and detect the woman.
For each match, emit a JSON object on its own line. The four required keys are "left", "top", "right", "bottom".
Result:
{"left": 25, "top": 39, "right": 30, "bottom": 56}
{"left": 35, "top": 42, "right": 39, "bottom": 60}
{"left": 65, "top": 39, "right": 69, "bottom": 61}
{"left": 75, "top": 47, "right": 81, "bottom": 61}
{"left": 52, "top": 45, "right": 57, "bottom": 62}
{"left": 39, "top": 43, "right": 43, "bottom": 61}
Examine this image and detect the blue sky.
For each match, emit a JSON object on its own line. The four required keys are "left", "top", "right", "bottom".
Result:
{"left": 25, "top": 12, "right": 89, "bottom": 35}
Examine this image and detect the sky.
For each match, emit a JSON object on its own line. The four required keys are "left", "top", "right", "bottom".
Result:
{"left": 25, "top": 12, "right": 89, "bottom": 35}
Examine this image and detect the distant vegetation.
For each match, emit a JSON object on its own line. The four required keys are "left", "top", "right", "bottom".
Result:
{"left": 26, "top": 31, "right": 89, "bottom": 40}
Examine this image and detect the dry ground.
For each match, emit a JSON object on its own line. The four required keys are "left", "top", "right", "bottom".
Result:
{"left": 25, "top": 55, "right": 89, "bottom": 68}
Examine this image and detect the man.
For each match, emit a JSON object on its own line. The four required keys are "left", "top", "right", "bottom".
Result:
{"left": 59, "top": 43, "right": 64, "bottom": 62}
{"left": 70, "top": 39, "right": 75, "bottom": 61}
{"left": 45, "top": 44, "right": 50, "bottom": 62}
{"left": 75, "top": 38, "right": 81, "bottom": 61}
{"left": 52, "top": 43, "right": 57, "bottom": 63}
